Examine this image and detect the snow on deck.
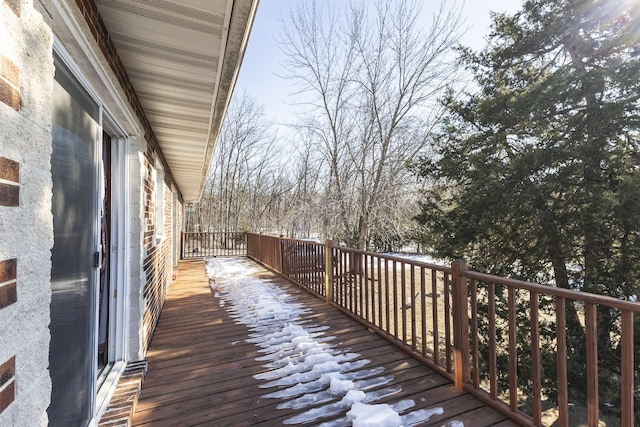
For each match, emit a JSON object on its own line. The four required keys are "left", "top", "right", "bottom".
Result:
{"left": 206, "top": 257, "right": 461, "bottom": 427}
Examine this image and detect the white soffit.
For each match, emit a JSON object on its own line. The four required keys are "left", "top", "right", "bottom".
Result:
{"left": 95, "top": 0, "right": 258, "bottom": 201}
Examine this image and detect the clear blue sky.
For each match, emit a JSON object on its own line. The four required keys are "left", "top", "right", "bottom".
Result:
{"left": 235, "top": 0, "right": 523, "bottom": 128}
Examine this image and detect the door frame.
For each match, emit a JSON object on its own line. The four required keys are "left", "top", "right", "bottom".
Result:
{"left": 53, "top": 39, "right": 131, "bottom": 426}
{"left": 93, "top": 119, "right": 130, "bottom": 423}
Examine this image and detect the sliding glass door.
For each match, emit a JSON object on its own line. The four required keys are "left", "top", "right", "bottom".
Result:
{"left": 49, "top": 53, "right": 100, "bottom": 427}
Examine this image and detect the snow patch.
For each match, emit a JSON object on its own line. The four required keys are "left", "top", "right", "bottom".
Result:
{"left": 347, "top": 402, "right": 402, "bottom": 427}
{"left": 206, "top": 257, "right": 453, "bottom": 426}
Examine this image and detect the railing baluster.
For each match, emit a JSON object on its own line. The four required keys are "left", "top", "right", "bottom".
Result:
{"left": 304, "top": 245, "right": 308, "bottom": 288}
{"left": 312, "top": 245, "right": 316, "bottom": 292}
{"left": 351, "top": 251, "right": 356, "bottom": 313}
{"left": 311, "top": 243, "right": 317, "bottom": 289}
{"left": 343, "top": 250, "right": 347, "bottom": 310}
{"left": 393, "top": 261, "right": 398, "bottom": 338}
{"left": 401, "top": 262, "right": 407, "bottom": 345}
{"left": 385, "top": 258, "right": 390, "bottom": 333}
{"left": 304, "top": 243, "right": 308, "bottom": 287}
{"left": 556, "top": 297, "right": 569, "bottom": 427}
{"left": 364, "top": 253, "right": 369, "bottom": 321}
{"left": 470, "top": 278, "right": 479, "bottom": 389}
{"left": 411, "top": 263, "right": 417, "bottom": 351}
{"left": 370, "top": 254, "right": 375, "bottom": 321}
{"left": 377, "top": 256, "right": 382, "bottom": 327}
{"left": 488, "top": 282, "right": 497, "bottom": 400}
{"left": 303, "top": 243, "right": 308, "bottom": 288}
{"left": 297, "top": 242, "right": 302, "bottom": 284}
{"left": 421, "top": 266, "right": 427, "bottom": 358}
{"left": 342, "top": 250, "right": 347, "bottom": 308}
{"left": 432, "top": 270, "right": 439, "bottom": 365}
{"left": 445, "top": 272, "right": 452, "bottom": 372}
{"left": 585, "top": 302, "right": 599, "bottom": 426}
{"left": 341, "top": 249, "right": 346, "bottom": 307}
{"left": 508, "top": 286, "right": 517, "bottom": 412}
{"left": 530, "top": 291, "right": 542, "bottom": 426}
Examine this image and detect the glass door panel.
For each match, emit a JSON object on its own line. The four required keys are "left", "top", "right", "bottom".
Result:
{"left": 48, "top": 53, "right": 100, "bottom": 427}
{"left": 98, "top": 131, "right": 111, "bottom": 376}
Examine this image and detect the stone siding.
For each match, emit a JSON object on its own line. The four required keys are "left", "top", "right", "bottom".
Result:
{"left": 0, "top": 0, "right": 54, "bottom": 425}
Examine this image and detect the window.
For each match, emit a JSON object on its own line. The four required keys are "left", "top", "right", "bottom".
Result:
{"left": 154, "top": 156, "right": 166, "bottom": 244}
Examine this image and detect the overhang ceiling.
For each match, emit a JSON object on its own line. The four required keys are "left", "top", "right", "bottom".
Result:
{"left": 95, "top": 0, "right": 259, "bottom": 202}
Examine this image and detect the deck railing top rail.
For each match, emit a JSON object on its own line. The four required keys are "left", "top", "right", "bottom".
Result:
{"left": 462, "top": 269, "right": 640, "bottom": 313}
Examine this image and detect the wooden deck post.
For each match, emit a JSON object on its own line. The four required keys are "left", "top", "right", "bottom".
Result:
{"left": 278, "top": 235, "right": 285, "bottom": 274}
{"left": 452, "top": 259, "right": 470, "bottom": 390}
{"left": 180, "top": 231, "right": 184, "bottom": 259}
{"left": 621, "top": 310, "right": 634, "bottom": 427}
{"left": 324, "top": 240, "right": 333, "bottom": 303}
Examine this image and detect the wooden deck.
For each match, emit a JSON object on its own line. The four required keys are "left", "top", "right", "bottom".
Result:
{"left": 132, "top": 258, "right": 520, "bottom": 427}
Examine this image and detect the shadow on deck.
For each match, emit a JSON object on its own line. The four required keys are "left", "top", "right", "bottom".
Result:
{"left": 132, "top": 258, "right": 519, "bottom": 427}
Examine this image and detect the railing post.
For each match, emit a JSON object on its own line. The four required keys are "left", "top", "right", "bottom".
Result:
{"left": 180, "top": 231, "right": 184, "bottom": 259}
{"left": 621, "top": 310, "right": 634, "bottom": 427}
{"left": 279, "top": 235, "right": 285, "bottom": 274}
{"left": 324, "top": 240, "right": 333, "bottom": 303}
{"left": 243, "top": 232, "right": 247, "bottom": 256}
{"left": 452, "top": 259, "right": 470, "bottom": 390}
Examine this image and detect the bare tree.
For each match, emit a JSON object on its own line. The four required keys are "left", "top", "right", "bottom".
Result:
{"left": 202, "top": 91, "right": 281, "bottom": 232}
{"left": 280, "top": 131, "right": 326, "bottom": 238}
{"left": 280, "top": 1, "right": 359, "bottom": 244}
{"left": 281, "top": 0, "right": 462, "bottom": 249}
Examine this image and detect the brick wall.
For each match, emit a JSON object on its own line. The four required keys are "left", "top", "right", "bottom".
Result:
{"left": 140, "top": 155, "right": 175, "bottom": 352}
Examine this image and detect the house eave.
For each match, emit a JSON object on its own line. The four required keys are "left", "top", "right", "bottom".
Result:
{"left": 94, "top": 0, "right": 260, "bottom": 202}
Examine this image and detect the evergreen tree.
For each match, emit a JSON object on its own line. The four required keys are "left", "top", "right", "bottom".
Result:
{"left": 414, "top": 0, "right": 640, "bottom": 414}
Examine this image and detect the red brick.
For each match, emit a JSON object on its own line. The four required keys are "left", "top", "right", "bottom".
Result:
{"left": 0, "top": 56, "right": 19, "bottom": 87}
{"left": 0, "top": 259, "right": 16, "bottom": 283}
{"left": 0, "top": 183, "right": 19, "bottom": 206}
{"left": 0, "top": 80, "right": 19, "bottom": 111}
{"left": 0, "top": 158, "right": 19, "bottom": 182}
{"left": 0, "top": 380, "right": 15, "bottom": 414}
{"left": 3, "top": 0, "right": 20, "bottom": 17}
{"left": 0, "top": 282, "right": 17, "bottom": 309}
{"left": 0, "top": 356, "right": 15, "bottom": 388}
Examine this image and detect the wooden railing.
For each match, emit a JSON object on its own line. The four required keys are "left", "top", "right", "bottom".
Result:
{"left": 460, "top": 268, "right": 638, "bottom": 427}
{"left": 181, "top": 231, "right": 246, "bottom": 258}
{"left": 246, "top": 232, "right": 638, "bottom": 427}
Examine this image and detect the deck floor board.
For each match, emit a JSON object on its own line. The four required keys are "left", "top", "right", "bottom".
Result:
{"left": 132, "top": 258, "right": 520, "bottom": 427}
